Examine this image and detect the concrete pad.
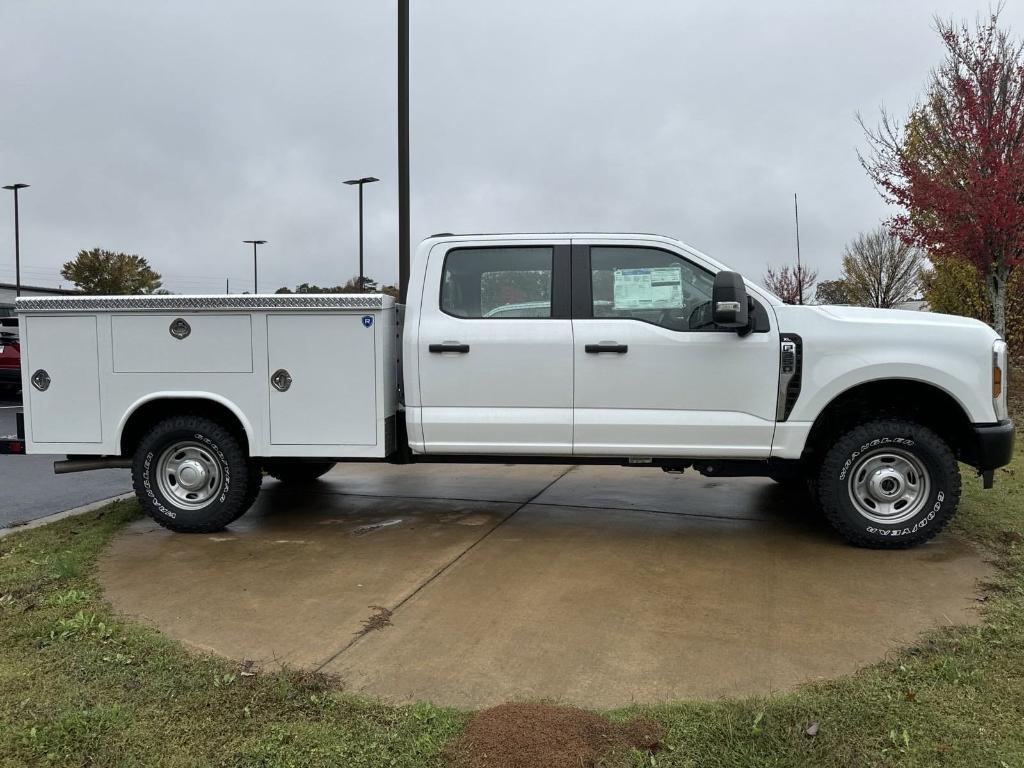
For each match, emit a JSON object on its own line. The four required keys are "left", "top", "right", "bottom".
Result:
{"left": 327, "top": 502, "right": 987, "bottom": 707}
{"left": 99, "top": 464, "right": 992, "bottom": 709}
{"left": 281, "top": 461, "right": 571, "bottom": 503}
{"left": 100, "top": 492, "right": 516, "bottom": 667}
{"left": 534, "top": 464, "right": 780, "bottom": 519}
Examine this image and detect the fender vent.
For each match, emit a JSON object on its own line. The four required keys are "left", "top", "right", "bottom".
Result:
{"left": 777, "top": 334, "right": 802, "bottom": 421}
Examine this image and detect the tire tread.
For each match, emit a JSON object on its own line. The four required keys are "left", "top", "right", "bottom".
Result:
{"left": 817, "top": 418, "right": 960, "bottom": 549}
{"left": 131, "top": 414, "right": 251, "bottom": 533}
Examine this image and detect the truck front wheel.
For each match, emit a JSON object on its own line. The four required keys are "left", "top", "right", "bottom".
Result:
{"left": 132, "top": 415, "right": 253, "bottom": 533}
{"left": 816, "top": 419, "right": 960, "bottom": 549}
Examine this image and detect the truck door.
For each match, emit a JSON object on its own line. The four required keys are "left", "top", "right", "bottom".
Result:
{"left": 413, "top": 240, "right": 573, "bottom": 454}
{"left": 571, "top": 241, "right": 779, "bottom": 458}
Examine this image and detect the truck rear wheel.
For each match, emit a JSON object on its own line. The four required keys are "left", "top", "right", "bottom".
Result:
{"left": 816, "top": 419, "right": 960, "bottom": 548}
{"left": 132, "top": 415, "right": 253, "bottom": 533}
{"left": 227, "top": 459, "right": 264, "bottom": 524}
{"left": 263, "top": 459, "right": 336, "bottom": 484}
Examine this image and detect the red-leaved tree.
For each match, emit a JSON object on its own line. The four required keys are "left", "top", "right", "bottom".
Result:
{"left": 860, "top": 9, "right": 1024, "bottom": 337}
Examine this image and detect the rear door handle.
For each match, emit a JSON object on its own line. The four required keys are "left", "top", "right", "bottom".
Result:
{"left": 429, "top": 342, "right": 470, "bottom": 354}
{"left": 585, "top": 343, "right": 628, "bottom": 354}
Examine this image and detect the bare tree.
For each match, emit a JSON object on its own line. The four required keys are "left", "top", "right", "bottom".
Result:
{"left": 840, "top": 228, "right": 925, "bottom": 308}
{"left": 763, "top": 264, "right": 818, "bottom": 305}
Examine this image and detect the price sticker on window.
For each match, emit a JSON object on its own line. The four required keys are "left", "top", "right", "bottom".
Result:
{"left": 613, "top": 266, "right": 683, "bottom": 310}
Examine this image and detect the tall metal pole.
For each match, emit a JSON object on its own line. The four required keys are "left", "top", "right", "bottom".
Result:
{"left": 398, "top": 0, "right": 410, "bottom": 303}
{"left": 13, "top": 189, "right": 21, "bottom": 298}
{"left": 243, "top": 240, "right": 266, "bottom": 294}
{"left": 344, "top": 177, "right": 378, "bottom": 291}
{"left": 793, "top": 192, "right": 803, "bottom": 305}
{"left": 3, "top": 184, "right": 28, "bottom": 298}
{"left": 358, "top": 182, "right": 365, "bottom": 291}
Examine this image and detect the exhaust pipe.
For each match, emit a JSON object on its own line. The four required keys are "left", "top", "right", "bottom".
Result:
{"left": 54, "top": 457, "right": 132, "bottom": 475}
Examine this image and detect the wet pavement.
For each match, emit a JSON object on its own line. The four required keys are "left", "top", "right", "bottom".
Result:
{"left": 0, "top": 398, "right": 131, "bottom": 527}
{"left": 99, "top": 463, "right": 991, "bottom": 708}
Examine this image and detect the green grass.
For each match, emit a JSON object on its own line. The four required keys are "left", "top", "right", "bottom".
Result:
{"left": 2, "top": 455, "right": 1024, "bottom": 767}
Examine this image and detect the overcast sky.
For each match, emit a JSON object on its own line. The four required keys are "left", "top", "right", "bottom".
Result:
{"left": 0, "top": 0, "right": 1020, "bottom": 294}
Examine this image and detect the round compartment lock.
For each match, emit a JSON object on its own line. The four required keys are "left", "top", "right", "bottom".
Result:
{"left": 169, "top": 318, "right": 191, "bottom": 340}
{"left": 270, "top": 369, "right": 292, "bottom": 392}
{"left": 31, "top": 369, "right": 51, "bottom": 391}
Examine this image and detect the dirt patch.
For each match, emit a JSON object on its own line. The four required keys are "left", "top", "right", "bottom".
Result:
{"left": 443, "top": 702, "right": 663, "bottom": 768}
{"left": 355, "top": 605, "right": 393, "bottom": 636}
{"left": 351, "top": 519, "right": 403, "bottom": 536}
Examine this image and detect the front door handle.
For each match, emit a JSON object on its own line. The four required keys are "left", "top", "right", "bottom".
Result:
{"left": 429, "top": 342, "right": 470, "bottom": 354}
{"left": 585, "top": 343, "right": 628, "bottom": 354}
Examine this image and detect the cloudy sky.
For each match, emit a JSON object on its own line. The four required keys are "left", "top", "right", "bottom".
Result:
{"left": 0, "top": 0, "right": 1019, "bottom": 294}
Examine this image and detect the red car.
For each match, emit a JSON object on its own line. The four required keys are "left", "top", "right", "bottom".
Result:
{"left": 0, "top": 319, "right": 20, "bottom": 397}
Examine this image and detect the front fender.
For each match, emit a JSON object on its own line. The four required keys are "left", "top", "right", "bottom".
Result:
{"left": 790, "top": 360, "right": 986, "bottom": 425}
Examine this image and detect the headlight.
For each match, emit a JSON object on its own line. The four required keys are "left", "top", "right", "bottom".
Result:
{"left": 993, "top": 339, "right": 1009, "bottom": 421}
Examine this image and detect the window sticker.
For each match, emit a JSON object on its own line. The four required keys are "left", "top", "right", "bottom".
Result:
{"left": 613, "top": 266, "right": 683, "bottom": 310}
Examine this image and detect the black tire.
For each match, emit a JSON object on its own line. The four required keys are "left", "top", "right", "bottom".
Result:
{"left": 232, "top": 459, "right": 263, "bottom": 522}
{"left": 263, "top": 459, "right": 336, "bottom": 484}
{"left": 817, "top": 419, "right": 960, "bottom": 548}
{"left": 132, "top": 415, "right": 253, "bottom": 533}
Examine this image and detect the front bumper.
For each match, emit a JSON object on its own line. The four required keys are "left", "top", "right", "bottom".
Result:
{"left": 967, "top": 420, "right": 1015, "bottom": 478}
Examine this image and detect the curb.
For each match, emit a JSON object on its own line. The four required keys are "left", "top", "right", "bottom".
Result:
{"left": 0, "top": 493, "right": 134, "bottom": 539}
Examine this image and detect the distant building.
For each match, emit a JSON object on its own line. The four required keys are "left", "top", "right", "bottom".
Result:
{"left": 895, "top": 298, "right": 930, "bottom": 312}
{"left": 0, "top": 283, "right": 80, "bottom": 318}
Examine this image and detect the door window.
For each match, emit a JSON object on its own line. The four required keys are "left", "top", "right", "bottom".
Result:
{"left": 590, "top": 246, "right": 716, "bottom": 332}
{"left": 441, "top": 247, "right": 553, "bottom": 319}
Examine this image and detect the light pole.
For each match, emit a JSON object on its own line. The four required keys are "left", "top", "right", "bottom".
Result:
{"left": 243, "top": 240, "right": 267, "bottom": 293}
{"left": 793, "top": 193, "right": 803, "bottom": 306}
{"left": 398, "top": 0, "right": 410, "bottom": 302}
{"left": 343, "top": 176, "right": 379, "bottom": 291}
{"left": 2, "top": 184, "right": 29, "bottom": 297}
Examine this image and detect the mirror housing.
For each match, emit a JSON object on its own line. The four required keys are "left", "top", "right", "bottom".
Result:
{"left": 712, "top": 271, "right": 750, "bottom": 329}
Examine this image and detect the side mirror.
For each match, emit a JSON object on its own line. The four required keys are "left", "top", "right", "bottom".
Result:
{"left": 712, "top": 271, "right": 749, "bottom": 329}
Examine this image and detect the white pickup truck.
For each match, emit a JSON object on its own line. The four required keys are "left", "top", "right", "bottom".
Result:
{"left": 3, "top": 233, "right": 1014, "bottom": 548}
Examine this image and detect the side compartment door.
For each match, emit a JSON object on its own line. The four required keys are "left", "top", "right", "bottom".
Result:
{"left": 25, "top": 315, "right": 102, "bottom": 444}
{"left": 571, "top": 242, "right": 779, "bottom": 457}
{"left": 267, "top": 314, "right": 377, "bottom": 445}
{"left": 415, "top": 240, "right": 573, "bottom": 454}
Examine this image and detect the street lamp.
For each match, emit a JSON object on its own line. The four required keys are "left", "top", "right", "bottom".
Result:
{"left": 343, "top": 176, "right": 379, "bottom": 292}
{"left": 398, "top": 0, "right": 409, "bottom": 301}
{"left": 243, "top": 240, "right": 267, "bottom": 293}
{"left": 2, "top": 183, "right": 29, "bottom": 297}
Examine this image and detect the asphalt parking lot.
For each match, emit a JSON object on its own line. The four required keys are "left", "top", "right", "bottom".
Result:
{"left": 0, "top": 397, "right": 131, "bottom": 527}
{"left": 100, "top": 462, "right": 991, "bottom": 709}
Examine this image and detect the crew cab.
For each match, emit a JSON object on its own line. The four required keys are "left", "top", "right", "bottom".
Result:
{"left": 4, "top": 233, "right": 1014, "bottom": 548}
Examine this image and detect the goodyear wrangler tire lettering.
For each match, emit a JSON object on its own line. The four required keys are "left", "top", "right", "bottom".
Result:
{"left": 131, "top": 414, "right": 253, "bottom": 533}
{"left": 816, "top": 419, "right": 960, "bottom": 549}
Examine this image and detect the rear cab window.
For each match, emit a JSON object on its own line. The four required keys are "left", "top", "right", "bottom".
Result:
{"left": 441, "top": 247, "right": 554, "bottom": 319}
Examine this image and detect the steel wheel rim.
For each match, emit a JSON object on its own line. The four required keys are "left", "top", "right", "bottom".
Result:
{"left": 156, "top": 440, "right": 223, "bottom": 510}
{"left": 847, "top": 447, "right": 930, "bottom": 525}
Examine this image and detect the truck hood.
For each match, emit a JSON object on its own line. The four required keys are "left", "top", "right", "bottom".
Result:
{"left": 809, "top": 304, "right": 996, "bottom": 334}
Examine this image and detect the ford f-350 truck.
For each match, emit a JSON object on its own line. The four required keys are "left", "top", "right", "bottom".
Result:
{"left": 3, "top": 233, "right": 1014, "bottom": 548}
